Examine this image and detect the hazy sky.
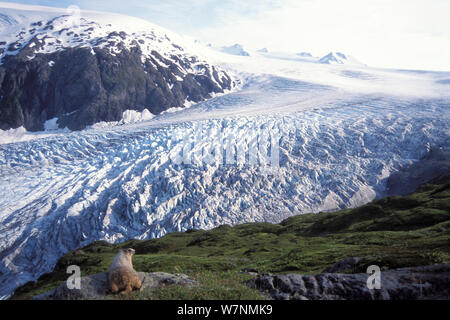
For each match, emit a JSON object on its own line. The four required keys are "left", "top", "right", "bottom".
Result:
{"left": 3, "top": 0, "right": 450, "bottom": 71}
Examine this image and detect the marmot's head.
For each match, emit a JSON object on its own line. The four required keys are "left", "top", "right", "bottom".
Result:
{"left": 121, "top": 248, "right": 136, "bottom": 256}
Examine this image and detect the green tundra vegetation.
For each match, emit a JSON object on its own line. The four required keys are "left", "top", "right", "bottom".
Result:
{"left": 11, "top": 176, "right": 450, "bottom": 300}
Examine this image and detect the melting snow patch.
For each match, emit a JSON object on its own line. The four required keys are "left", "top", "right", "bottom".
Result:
{"left": 0, "top": 126, "right": 27, "bottom": 144}
{"left": 184, "top": 99, "right": 196, "bottom": 108}
{"left": 44, "top": 117, "right": 59, "bottom": 130}
{"left": 120, "top": 109, "right": 154, "bottom": 124}
{"left": 90, "top": 109, "right": 155, "bottom": 128}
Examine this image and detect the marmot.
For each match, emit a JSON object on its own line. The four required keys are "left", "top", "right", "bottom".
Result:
{"left": 108, "top": 248, "right": 142, "bottom": 295}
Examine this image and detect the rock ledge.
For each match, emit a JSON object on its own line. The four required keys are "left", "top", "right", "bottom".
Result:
{"left": 33, "top": 272, "right": 196, "bottom": 300}
{"left": 247, "top": 264, "right": 450, "bottom": 300}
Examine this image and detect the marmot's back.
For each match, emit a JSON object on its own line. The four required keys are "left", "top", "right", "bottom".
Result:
{"left": 108, "top": 267, "right": 142, "bottom": 294}
{"left": 108, "top": 248, "right": 142, "bottom": 295}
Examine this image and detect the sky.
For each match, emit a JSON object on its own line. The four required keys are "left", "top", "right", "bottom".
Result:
{"left": 2, "top": 0, "right": 450, "bottom": 71}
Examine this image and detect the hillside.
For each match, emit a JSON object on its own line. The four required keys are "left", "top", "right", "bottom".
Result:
{"left": 11, "top": 175, "right": 450, "bottom": 299}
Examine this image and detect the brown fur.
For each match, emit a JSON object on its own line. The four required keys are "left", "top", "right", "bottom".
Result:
{"left": 108, "top": 248, "right": 142, "bottom": 295}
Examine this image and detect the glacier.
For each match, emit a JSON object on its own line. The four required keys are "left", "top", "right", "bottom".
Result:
{"left": 1, "top": 68, "right": 449, "bottom": 298}
{"left": 0, "top": 4, "right": 450, "bottom": 300}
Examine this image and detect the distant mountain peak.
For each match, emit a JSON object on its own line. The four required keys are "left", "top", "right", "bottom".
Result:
{"left": 318, "top": 51, "right": 363, "bottom": 65}
{"left": 219, "top": 43, "right": 250, "bottom": 56}
{"left": 296, "top": 52, "right": 312, "bottom": 57}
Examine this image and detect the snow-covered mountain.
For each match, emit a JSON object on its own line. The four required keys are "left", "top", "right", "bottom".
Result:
{"left": 256, "top": 48, "right": 268, "bottom": 53}
{"left": 318, "top": 51, "right": 363, "bottom": 65}
{"left": 1, "top": 3, "right": 450, "bottom": 300}
{"left": 218, "top": 43, "right": 250, "bottom": 56}
{"left": 0, "top": 3, "right": 236, "bottom": 131}
{"left": 296, "top": 52, "right": 312, "bottom": 57}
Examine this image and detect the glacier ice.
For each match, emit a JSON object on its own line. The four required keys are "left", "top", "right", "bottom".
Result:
{"left": 0, "top": 73, "right": 449, "bottom": 298}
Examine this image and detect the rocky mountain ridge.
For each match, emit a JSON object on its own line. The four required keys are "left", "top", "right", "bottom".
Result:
{"left": 0, "top": 10, "right": 236, "bottom": 131}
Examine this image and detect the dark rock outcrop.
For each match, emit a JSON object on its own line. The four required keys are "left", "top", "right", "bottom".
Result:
{"left": 387, "top": 147, "right": 450, "bottom": 196}
{"left": 33, "top": 271, "right": 196, "bottom": 300}
{"left": 247, "top": 264, "right": 450, "bottom": 300}
{"left": 321, "top": 257, "right": 361, "bottom": 273}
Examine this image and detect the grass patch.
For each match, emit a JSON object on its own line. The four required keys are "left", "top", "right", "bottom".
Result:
{"left": 119, "top": 271, "right": 266, "bottom": 300}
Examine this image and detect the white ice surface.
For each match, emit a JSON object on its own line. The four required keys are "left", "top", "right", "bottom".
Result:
{"left": 0, "top": 2, "right": 450, "bottom": 299}
{"left": 43, "top": 118, "right": 59, "bottom": 131}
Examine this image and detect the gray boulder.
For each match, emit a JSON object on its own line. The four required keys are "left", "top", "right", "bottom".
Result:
{"left": 33, "top": 271, "right": 196, "bottom": 300}
{"left": 322, "top": 257, "right": 361, "bottom": 273}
